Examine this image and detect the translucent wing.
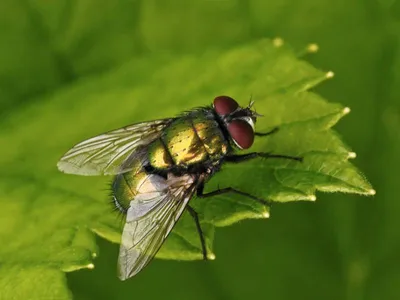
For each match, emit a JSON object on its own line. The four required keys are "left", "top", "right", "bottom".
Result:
{"left": 118, "top": 172, "right": 197, "bottom": 280}
{"left": 57, "top": 119, "right": 174, "bottom": 176}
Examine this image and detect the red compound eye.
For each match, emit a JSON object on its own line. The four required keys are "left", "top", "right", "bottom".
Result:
{"left": 228, "top": 119, "right": 254, "bottom": 149}
{"left": 213, "top": 96, "right": 239, "bottom": 115}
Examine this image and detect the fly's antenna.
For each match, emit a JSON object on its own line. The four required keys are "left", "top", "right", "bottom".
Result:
{"left": 248, "top": 94, "right": 255, "bottom": 109}
{"left": 247, "top": 94, "right": 263, "bottom": 117}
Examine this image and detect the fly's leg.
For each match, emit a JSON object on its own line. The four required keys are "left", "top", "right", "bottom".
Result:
{"left": 196, "top": 182, "right": 271, "bottom": 206}
{"left": 255, "top": 127, "right": 279, "bottom": 137}
{"left": 186, "top": 205, "right": 208, "bottom": 260}
{"left": 225, "top": 152, "right": 303, "bottom": 163}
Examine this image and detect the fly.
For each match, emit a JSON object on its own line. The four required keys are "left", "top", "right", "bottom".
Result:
{"left": 57, "top": 96, "right": 302, "bottom": 280}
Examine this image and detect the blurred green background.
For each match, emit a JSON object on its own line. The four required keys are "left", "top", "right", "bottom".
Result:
{"left": 1, "top": 0, "right": 399, "bottom": 299}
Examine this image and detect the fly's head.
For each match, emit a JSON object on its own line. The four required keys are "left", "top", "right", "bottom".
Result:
{"left": 213, "top": 96, "right": 261, "bottom": 150}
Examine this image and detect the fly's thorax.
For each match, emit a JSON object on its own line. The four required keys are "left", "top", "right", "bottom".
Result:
{"left": 147, "top": 139, "right": 174, "bottom": 169}
{"left": 148, "top": 113, "right": 228, "bottom": 169}
{"left": 192, "top": 114, "right": 228, "bottom": 158}
{"left": 163, "top": 118, "right": 208, "bottom": 165}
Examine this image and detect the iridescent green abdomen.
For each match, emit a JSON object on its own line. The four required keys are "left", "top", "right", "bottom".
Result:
{"left": 112, "top": 168, "right": 147, "bottom": 213}
{"left": 148, "top": 112, "right": 228, "bottom": 169}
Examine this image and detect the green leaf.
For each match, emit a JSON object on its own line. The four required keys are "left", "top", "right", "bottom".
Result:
{"left": 0, "top": 37, "right": 373, "bottom": 298}
{"left": 0, "top": 266, "right": 72, "bottom": 300}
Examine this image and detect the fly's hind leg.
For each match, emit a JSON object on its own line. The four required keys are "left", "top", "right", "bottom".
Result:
{"left": 186, "top": 205, "right": 209, "bottom": 261}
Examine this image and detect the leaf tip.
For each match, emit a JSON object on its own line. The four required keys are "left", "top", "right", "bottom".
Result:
{"left": 297, "top": 43, "right": 320, "bottom": 57}
{"left": 208, "top": 253, "right": 216, "bottom": 260}
{"left": 308, "top": 195, "right": 317, "bottom": 201}
{"left": 326, "top": 71, "right": 335, "bottom": 79}
{"left": 348, "top": 152, "right": 357, "bottom": 159}
{"left": 368, "top": 189, "right": 376, "bottom": 196}
{"left": 307, "top": 43, "right": 319, "bottom": 53}
{"left": 272, "top": 37, "right": 284, "bottom": 48}
{"left": 343, "top": 107, "right": 351, "bottom": 115}
{"left": 261, "top": 210, "right": 270, "bottom": 218}
{"left": 87, "top": 263, "right": 95, "bottom": 270}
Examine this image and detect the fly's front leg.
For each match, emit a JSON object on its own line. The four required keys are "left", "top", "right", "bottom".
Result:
{"left": 196, "top": 182, "right": 271, "bottom": 207}
{"left": 255, "top": 127, "right": 279, "bottom": 137}
{"left": 253, "top": 128, "right": 302, "bottom": 160}
{"left": 225, "top": 152, "right": 303, "bottom": 163}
